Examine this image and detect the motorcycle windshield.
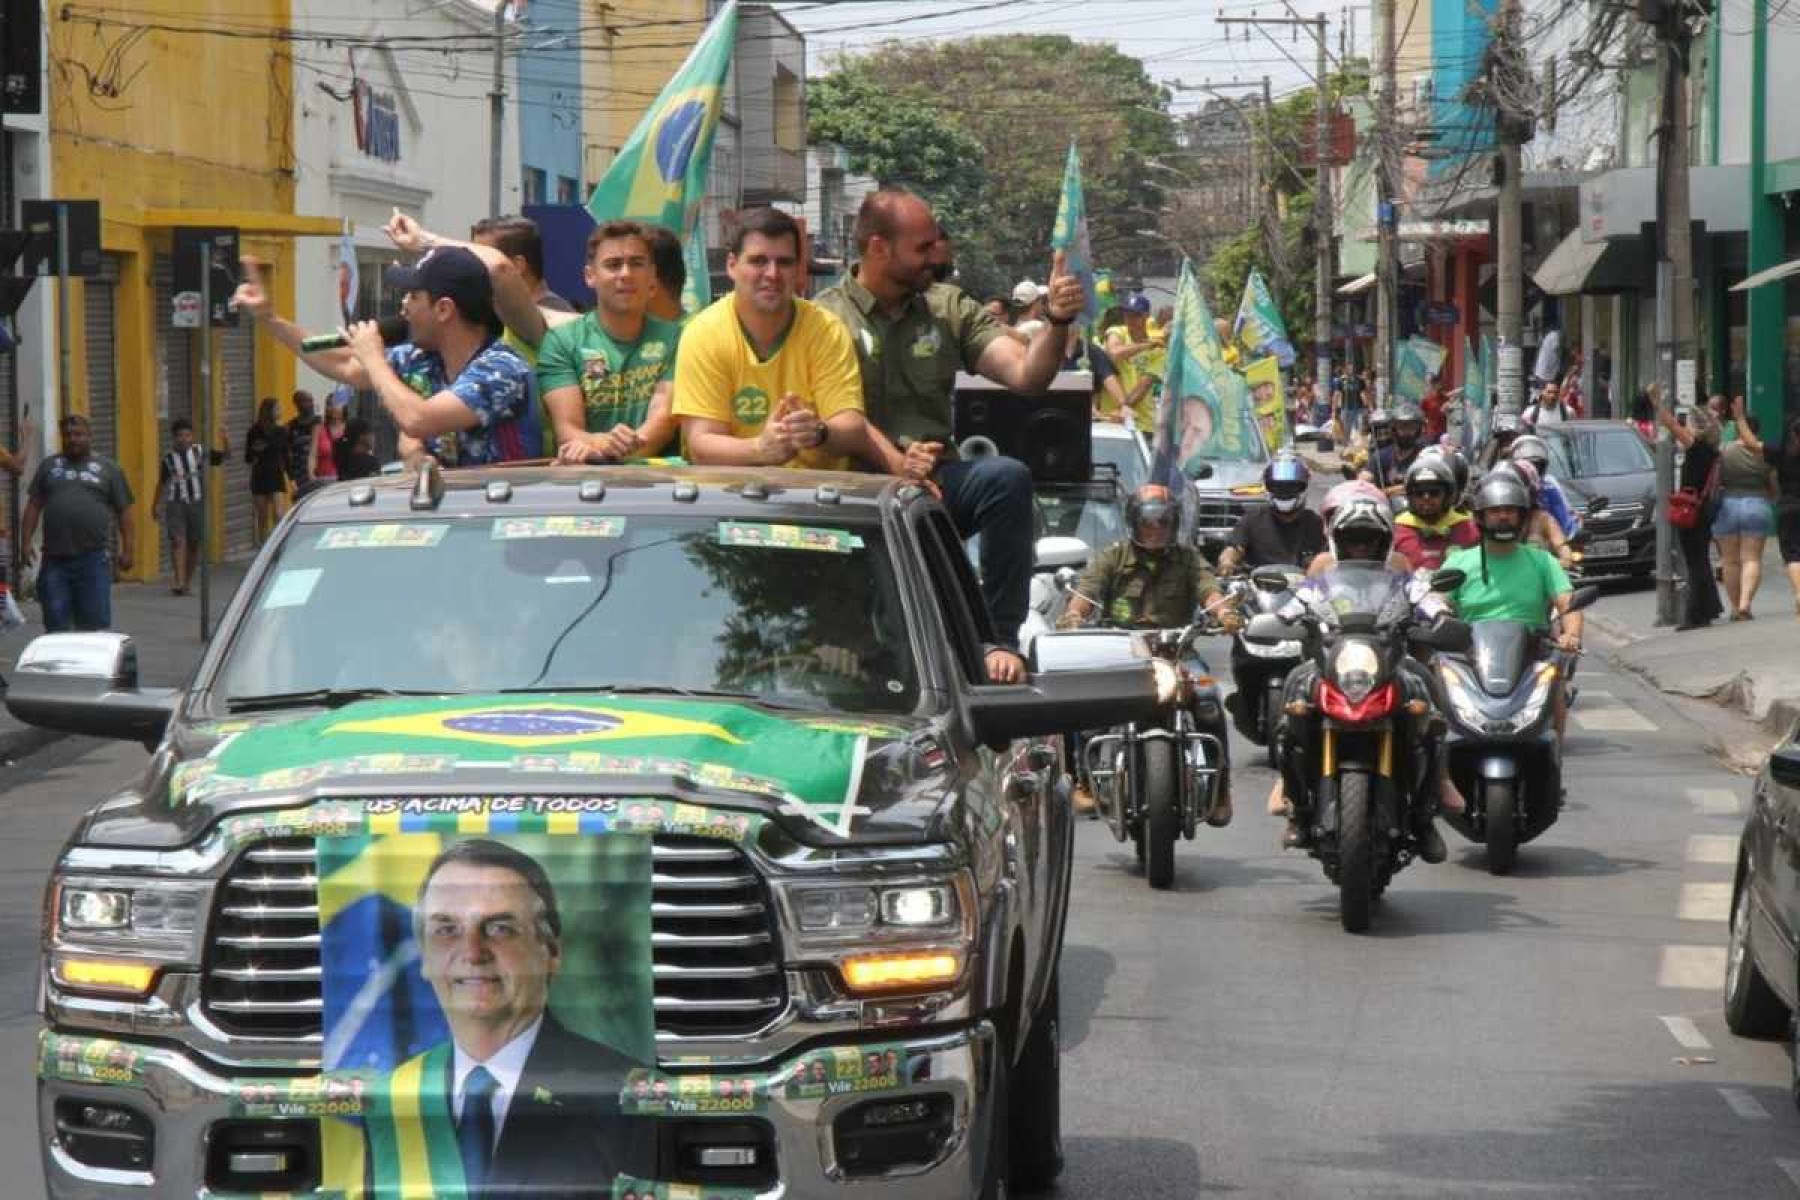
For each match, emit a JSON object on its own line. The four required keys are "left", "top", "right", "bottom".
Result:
{"left": 1468, "top": 619, "right": 1536, "bottom": 697}
{"left": 1312, "top": 563, "right": 1414, "bottom": 630}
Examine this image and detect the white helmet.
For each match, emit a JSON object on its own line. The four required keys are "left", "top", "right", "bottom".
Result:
{"left": 1328, "top": 495, "right": 1395, "bottom": 562}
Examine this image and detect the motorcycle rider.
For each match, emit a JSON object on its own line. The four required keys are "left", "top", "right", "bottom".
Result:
{"left": 1441, "top": 469, "right": 1584, "bottom": 742}
{"left": 1497, "top": 457, "right": 1576, "bottom": 569}
{"left": 1391, "top": 457, "right": 1479, "bottom": 571}
{"left": 1060, "top": 483, "right": 1240, "bottom": 825}
{"left": 1366, "top": 401, "right": 1428, "bottom": 493}
{"left": 1479, "top": 411, "right": 1524, "bottom": 470}
{"left": 1308, "top": 479, "right": 1414, "bottom": 574}
{"left": 1266, "top": 495, "right": 1457, "bottom": 861}
{"left": 1509, "top": 433, "right": 1580, "bottom": 539}
{"left": 1216, "top": 452, "right": 1327, "bottom": 576}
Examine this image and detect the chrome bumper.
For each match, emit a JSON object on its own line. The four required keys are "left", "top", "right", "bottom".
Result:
{"left": 39, "top": 1022, "right": 998, "bottom": 1199}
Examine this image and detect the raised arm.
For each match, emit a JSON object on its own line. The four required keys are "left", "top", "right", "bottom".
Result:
{"left": 232, "top": 258, "right": 370, "bottom": 387}
{"left": 972, "top": 251, "right": 1084, "bottom": 394}
{"left": 383, "top": 210, "right": 574, "bottom": 350}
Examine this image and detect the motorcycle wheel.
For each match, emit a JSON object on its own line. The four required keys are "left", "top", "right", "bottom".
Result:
{"left": 1142, "top": 740, "right": 1179, "bottom": 890}
{"left": 1263, "top": 688, "right": 1282, "bottom": 770}
{"left": 1337, "top": 769, "right": 1375, "bottom": 933}
{"left": 1484, "top": 779, "right": 1518, "bottom": 876}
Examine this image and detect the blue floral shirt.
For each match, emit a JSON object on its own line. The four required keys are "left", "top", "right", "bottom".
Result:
{"left": 384, "top": 340, "right": 539, "bottom": 466}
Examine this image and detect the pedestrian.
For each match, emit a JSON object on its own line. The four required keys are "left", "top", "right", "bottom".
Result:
{"left": 1660, "top": 399, "right": 1725, "bottom": 629}
{"left": 1523, "top": 379, "right": 1572, "bottom": 427}
{"left": 245, "top": 397, "right": 289, "bottom": 546}
{"left": 983, "top": 297, "right": 1009, "bottom": 324}
{"left": 672, "top": 207, "right": 883, "bottom": 469}
{"left": 232, "top": 247, "right": 539, "bottom": 469}
{"left": 154, "top": 415, "right": 228, "bottom": 596}
{"left": 1102, "top": 294, "right": 1165, "bottom": 438}
{"left": 1421, "top": 373, "right": 1448, "bottom": 441}
{"left": 1742, "top": 410, "right": 1800, "bottom": 617}
{"left": 18, "top": 413, "right": 136, "bottom": 632}
{"left": 286, "top": 389, "right": 319, "bottom": 495}
{"left": 1011, "top": 280, "right": 1047, "bottom": 340}
{"left": 812, "top": 187, "right": 1082, "bottom": 682}
{"left": 1723, "top": 398, "right": 1783, "bottom": 618}
{"left": 314, "top": 399, "right": 345, "bottom": 485}
{"left": 1532, "top": 322, "right": 1563, "bottom": 389}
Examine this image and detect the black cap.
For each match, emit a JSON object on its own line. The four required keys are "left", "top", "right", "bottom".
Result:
{"left": 384, "top": 246, "right": 495, "bottom": 327}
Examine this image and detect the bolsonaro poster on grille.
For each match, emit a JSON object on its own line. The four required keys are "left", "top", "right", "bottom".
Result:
{"left": 315, "top": 821, "right": 655, "bottom": 1197}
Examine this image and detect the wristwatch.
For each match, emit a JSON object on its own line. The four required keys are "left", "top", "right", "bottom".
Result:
{"left": 809, "top": 423, "right": 830, "bottom": 448}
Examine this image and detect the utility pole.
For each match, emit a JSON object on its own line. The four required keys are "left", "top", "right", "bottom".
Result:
{"left": 1375, "top": 0, "right": 1398, "bottom": 406}
{"left": 1262, "top": 75, "right": 1278, "bottom": 294}
{"left": 1648, "top": 1, "right": 1696, "bottom": 627}
{"left": 1493, "top": 0, "right": 1527, "bottom": 420}
{"left": 488, "top": 0, "right": 508, "bottom": 218}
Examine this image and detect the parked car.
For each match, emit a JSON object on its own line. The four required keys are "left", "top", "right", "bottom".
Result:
{"left": 1723, "top": 737, "right": 1800, "bottom": 1108}
{"left": 1537, "top": 421, "right": 1656, "bottom": 584}
{"left": 10, "top": 462, "right": 1163, "bottom": 1199}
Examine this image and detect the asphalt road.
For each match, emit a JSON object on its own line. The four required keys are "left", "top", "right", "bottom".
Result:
{"left": 0, "top": 651, "right": 1794, "bottom": 1198}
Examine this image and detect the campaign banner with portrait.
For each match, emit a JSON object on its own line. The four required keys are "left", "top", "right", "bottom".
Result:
{"left": 317, "top": 826, "right": 655, "bottom": 1197}
{"left": 1243, "top": 355, "right": 1288, "bottom": 453}
{"left": 1154, "top": 260, "right": 1263, "bottom": 480}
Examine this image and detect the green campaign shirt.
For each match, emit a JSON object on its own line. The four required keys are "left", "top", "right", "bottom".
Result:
{"left": 811, "top": 273, "right": 1006, "bottom": 447}
{"left": 1443, "top": 543, "right": 1570, "bottom": 630}
{"left": 535, "top": 312, "right": 681, "bottom": 438}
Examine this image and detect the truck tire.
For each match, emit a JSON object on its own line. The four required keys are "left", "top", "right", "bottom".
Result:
{"left": 1483, "top": 779, "right": 1518, "bottom": 876}
{"left": 980, "top": 1043, "right": 1012, "bottom": 1200}
{"left": 1724, "top": 872, "right": 1788, "bottom": 1037}
{"left": 1007, "top": 972, "right": 1063, "bottom": 1192}
{"left": 1338, "top": 769, "right": 1374, "bottom": 933}
{"left": 1142, "top": 740, "right": 1178, "bottom": 889}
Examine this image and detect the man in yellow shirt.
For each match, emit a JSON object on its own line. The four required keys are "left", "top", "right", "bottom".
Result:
{"left": 674, "top": 208, "right": 891, "bottom": 470}
{"left": 1103, "top": 293, "right": 1166, "bottom": 434}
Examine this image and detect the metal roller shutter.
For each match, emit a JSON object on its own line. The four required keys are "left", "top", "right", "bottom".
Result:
{"left": 219, "top": 320, "right": 255, "bottom": 558}
{"left": 83, "top": 256, "right": 120, "bottom": 461}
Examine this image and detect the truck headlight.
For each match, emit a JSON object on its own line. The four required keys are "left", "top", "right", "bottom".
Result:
{"left": 783, "top": 874, "right": 974, "bottom": 996}
{"left": 49, "top": 878, "right": 209, "bottom": 998}
{"left": 791, "top": 881, "right": 961, "bottom": 934}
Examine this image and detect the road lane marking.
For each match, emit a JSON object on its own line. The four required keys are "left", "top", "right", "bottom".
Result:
{"left": 1572, "top": 705, "right": 1657, "bottom": 732}
{"left": 1688, "top": 787, "right": 1744, "bottom": 816}
{"left": 1687, "top": 834, "right": 1739, "bottom": 864}
{"left": 1659, "top": 1015, "right": 1713, "bottom": 1050}
{"left": 1718, "top": 1086, "right": 1771, "bottom": 1121}
{"left": 1679, "top": 882, "right": 1733, "bottom": 922}
{"left": 1776, "top": 1159, "right": 1800, "bottom": 1191}
{"left": 1659, "top": 945, "right": 1728, "bottom": 989}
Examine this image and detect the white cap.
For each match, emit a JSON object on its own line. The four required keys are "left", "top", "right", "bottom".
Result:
{"left": 1011, "top": 280, "right": 1044, "bottom": 307}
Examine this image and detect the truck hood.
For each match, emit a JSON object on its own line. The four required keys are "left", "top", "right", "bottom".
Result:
{"left": 83, "top": 695, "right": 959, "bottom": 849}
{"left": 1189, "top": 458, "right": 1268, "bottom": 494}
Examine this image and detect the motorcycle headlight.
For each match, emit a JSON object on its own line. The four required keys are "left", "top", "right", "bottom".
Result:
{"left": 1437, "top": 665, "right": 1490, "bottom": 730}
{"left": 1330, "top": 642, "right": 1381, "bottom": 703}
{"left": 1513, "top": 662, "right": 1559, "bottom": 729}
{"left": 49, "top": 877, "right": 210, "bottom": 998}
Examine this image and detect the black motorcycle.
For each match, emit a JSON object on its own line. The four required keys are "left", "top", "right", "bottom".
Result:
{"left": 1434, "top": 586, "right": 1598, "bottom": 874}
{"left": 1224, "top": 568, "right": 1308, "bottom": 768}
{"left": 1037, "top": 620, "right": 1227, "bottom": 889}
{"left": 1245, "top": 563, "right": 1470, "bottom": 932}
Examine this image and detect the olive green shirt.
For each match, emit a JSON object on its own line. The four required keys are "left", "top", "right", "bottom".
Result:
{"left": 811, "top": 273, "right": 1007, "bottom": 447}
{"left": 1062, "top": 541, "right": 1219, "bottom": 630}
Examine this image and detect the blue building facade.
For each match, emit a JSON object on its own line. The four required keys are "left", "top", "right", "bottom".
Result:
{"left": 516, "top": 0, "right": 584, "bottom": 207}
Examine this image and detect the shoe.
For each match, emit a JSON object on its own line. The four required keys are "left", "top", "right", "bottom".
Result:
{"left": 1072, "top": 785, "right": 1097, "bottom": 816}
{"left": 1206, "top": 784, "right": 1233, "bottom": 828}
{"left": 1674, "top": 620, "right": 1711, "bottom": 631}
{"left": 1413, "top": 819, "right": 1448, "bottom": 864}
{"left": 1282, "top": 818, "right": 1308, "bottom": 849}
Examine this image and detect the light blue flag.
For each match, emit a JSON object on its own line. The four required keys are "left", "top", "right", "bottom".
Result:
{"left": 1051, "top": 142, "right": 1099, "bottom": 325}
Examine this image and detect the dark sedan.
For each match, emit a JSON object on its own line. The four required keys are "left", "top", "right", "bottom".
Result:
{"left": 1539, "top": 421, "right": 1657, "bottom": 584}
{"left": 1723, "top": 740, "right": 1800, "bottom": 1108}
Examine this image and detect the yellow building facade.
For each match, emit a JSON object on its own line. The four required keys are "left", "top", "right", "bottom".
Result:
{"left": 583, "top": 0, "right": 711, "bottom": 188}
{"left": 50, "top": 1, "right": 336, "bottom": 577}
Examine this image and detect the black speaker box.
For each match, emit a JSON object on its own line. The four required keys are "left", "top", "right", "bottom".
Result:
{"left": 951, "top": 375, "right": 1093, "bottom": 483}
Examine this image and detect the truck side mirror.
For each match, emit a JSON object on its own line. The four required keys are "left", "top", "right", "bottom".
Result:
{"left": 4, "top": 633, "right": 176, "bottom": 748}
{"left": 964, "top": 664, "right": 1163, "bottom": 747}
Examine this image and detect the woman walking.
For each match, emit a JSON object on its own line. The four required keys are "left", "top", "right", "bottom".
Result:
{"left": 1660, "top": 399, "right": 1725, "bottom": 630}
{"left": 1712, "top": 398, "right": 1776, "bottom": 619}
{"left": 1738, "top": 405, "right": 1800, "bottom": 617}
{"left": 245, "top": 397, "right": 290, "bottom": 547}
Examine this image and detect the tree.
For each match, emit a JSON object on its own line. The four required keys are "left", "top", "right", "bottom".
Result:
{"left": 808, "top": 36, "right": 1178, "bottom": 300}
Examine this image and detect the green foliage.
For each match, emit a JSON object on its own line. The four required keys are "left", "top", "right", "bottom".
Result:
{"left": 808, "top": 36, "right": 1178, "bottom": 300}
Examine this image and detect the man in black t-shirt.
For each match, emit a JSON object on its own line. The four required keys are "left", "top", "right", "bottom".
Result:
{"left": 19, "top": 414, "right": 136, "bottom": 632}
{"left": 1216, "top": 453, "right": 1325, "bottom": 574}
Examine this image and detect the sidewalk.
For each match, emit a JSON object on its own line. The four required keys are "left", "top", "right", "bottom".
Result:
{"left": 0, "top": 562, "right": 248, "bottom": 762}
{"left": 1586, "top": 541, "right": 1800, "bottom": 759}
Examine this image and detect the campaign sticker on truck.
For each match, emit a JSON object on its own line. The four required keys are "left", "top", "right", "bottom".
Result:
{"left": 315, "top": 523, "right": 447, "bottom": 550}
{"left": 716, "top": 520, "right": 863, "bottom": 553}
{"left": 491, "top": 514, "right": 627, "bottom": 540}
{"left": 261, "top": 567, "right": 322, "bottom": 609}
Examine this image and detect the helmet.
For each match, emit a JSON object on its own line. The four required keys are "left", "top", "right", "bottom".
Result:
{"left": 1510, "top": 433, "right": 1551, "bottom": 475}
{"left": 1490, "top": 411, "right": 1521, "bottom": 436}
{"left": 1327, "top": 495, "right": 1395, "bottom": 562}
{"left": 1321, "top": 478, "right": 1387, "bottom": 528}
{"left": 1122, "top": 292, "right": 1151, "bottom": 315}
{"left": 1470, "top": 468, "right": 1533, "bottom": 542}
{"left": 1418, "top": 444, "right": 1470, "bottom": 497}
{"left": 1390, "top": 401, "right": 1424, "bottom": 445}
{"left": 1403, "top": 456, "right": 1457, "bottom": 500}
{"left": 1503, "top": 457, "right": 1541, "bottom": 498}
{"left": 1125, "top": 483, "right": 1180, "bottom": 549}
{"left": 1263, "top": 452, "right": 1311, "bottom": 513}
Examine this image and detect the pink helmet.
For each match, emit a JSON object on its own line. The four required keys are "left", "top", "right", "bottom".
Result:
{"left": 1321, "top": 479, "right": 1387, "bottom": 524}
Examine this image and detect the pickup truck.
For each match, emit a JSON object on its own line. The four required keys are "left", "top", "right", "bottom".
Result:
{"left": 10, "top": 463, "right": 1162, "bottom": 1200}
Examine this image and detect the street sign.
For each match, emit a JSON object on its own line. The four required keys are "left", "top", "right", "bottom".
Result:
{"left": 1676, "top": 358, "right": 1696, "bottom": 409}
{"left": 1497, "top": 343, "right": 1525, "bottom": 412}
{"left": 19, "top": 200, "right": 102, "bottom": 276}
{"left": 173, "top": 227, "right": 241, "bottom": 327}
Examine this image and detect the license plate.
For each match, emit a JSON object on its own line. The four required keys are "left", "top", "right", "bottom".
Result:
{"left": 1587, "top": 538, "right": 1629, "bottom": 559}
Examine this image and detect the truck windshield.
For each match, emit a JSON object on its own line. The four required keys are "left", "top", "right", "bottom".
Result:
{"left": 215, "top": 514, "right": 919, "bottom": 714}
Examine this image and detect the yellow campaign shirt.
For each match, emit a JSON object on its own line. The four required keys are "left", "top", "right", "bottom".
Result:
{"left": 502, "top": 326, "right": 556, "bottom": 458}
{"left": 672, "top": 295, "right": 865, "bottom": 470}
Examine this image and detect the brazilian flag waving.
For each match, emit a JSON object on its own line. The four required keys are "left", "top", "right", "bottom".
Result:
{"left": 587, "top": 2, "right": 738, "bottom": 235}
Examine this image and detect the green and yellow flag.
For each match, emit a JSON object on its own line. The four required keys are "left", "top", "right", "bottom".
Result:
{"left": 1233, "top": 269, "right": 1296, "bottom": 369}
{"left": 587, "top": 2, "right": 738, "bottom": 234}
{"left": 1051, "top": 142, "right": 1099, "bottom": 325}
{"left": 1154, "top": 260, "right": 1262, "bottom": 476}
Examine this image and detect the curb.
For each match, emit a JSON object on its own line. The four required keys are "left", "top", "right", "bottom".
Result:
{"left": 0, "top": 723, "right": 65, "bottom": 768}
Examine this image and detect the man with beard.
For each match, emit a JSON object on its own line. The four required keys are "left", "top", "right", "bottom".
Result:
{"left": 813, "top": 187, "right": 1082, "bottom": 684}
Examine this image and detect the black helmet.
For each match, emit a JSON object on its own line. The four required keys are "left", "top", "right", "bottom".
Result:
{"left": 1125, "top": 483, "right": 1180, "bottom": 549}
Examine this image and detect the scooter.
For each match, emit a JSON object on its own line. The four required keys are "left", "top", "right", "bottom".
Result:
{"left": 1223, "top": 568, "right": 1307, "bottom": 768}
{"left": 1433, "top": 585, "right": 1600, "bottom": 874}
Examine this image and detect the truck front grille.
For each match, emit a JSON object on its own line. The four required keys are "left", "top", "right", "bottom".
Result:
{"left": 201, "top": 834, "right": 787, "bottom": 1044}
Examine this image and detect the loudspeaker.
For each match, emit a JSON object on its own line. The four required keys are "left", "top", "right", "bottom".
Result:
{"left": 952, "top": 373, "right": 1092, "bottom": 484}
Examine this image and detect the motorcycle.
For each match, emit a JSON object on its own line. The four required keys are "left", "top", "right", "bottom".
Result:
{"left": 1245, "top": 563, "right": 1471, "bottom": 932}
{"left": 1223, "top": 567, "right": 1308, "bottom": 768}
{"left": 1433, "top": 585, "right": 1599, "bottom": 874}
{"left": 1037, "top": 615, "right": 1227, "bottom": 890}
